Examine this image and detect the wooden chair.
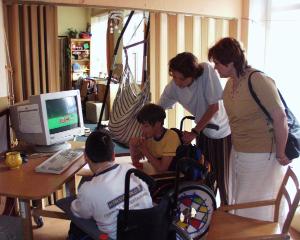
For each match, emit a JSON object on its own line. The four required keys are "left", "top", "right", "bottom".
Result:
{"left": 0, "top": 108, "right": 10, "bottom": 154}
{"left": 207, "top": 166, "right": 300, "bottom": 240}
{"left": 0, "top": 107, "right": 17, "bottom": 217}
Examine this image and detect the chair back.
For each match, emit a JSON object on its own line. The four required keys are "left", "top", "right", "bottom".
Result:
{"left": 117, "top": 168, "right": 172, "bottom": 240}
{"left": 0, "top": 108, "right": 10, "bottom": 154}
{"left": 0, "top": 215, "right": 23, "bottom": 239}
{"left": 274, "top": 166, "right": 300, "bottom": 234}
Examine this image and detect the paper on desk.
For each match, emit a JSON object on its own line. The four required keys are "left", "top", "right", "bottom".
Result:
{"left": 18, "top": 104, "right": 42, "bottom": 133}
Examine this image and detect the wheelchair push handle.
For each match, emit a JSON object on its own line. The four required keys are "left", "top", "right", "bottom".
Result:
{"left": 180, "top": 116, "right": 219, "bottom": 132}
{"left": 123, "top": 169, "right": 155, "bottom": 225}
{"left": 180, "top": 116, "right": 195, "bottom": 131}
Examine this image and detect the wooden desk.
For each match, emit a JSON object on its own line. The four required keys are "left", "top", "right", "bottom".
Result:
{"left": 0, "top": 145, "right": 86, "bottom": 240}
{"left": 77, "top": 155, "right": 177, "bottom": 180}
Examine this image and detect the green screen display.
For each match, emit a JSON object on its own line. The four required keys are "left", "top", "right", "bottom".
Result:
{"left": 47, "top": 113, "right": 79, "bottom": 130}
{"left": 46, "top": 96, "right": 79, "bottom": 134}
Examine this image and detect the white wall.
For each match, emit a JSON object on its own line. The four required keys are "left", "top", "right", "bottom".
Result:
{"left": 57, "top": 6, "right": 90, "bottom": 36}
{"left": 3, "top": 0, "right": 243, "bottom": 100}
{"left": 0, "top": 0, "right": 8, "bottom": 97}
{"left": 25, "top": 0, "right": 242, "bottom": 19}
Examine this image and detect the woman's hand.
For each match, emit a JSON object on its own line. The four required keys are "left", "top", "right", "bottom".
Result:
{"left": 182, "top": 131, "right": 197, "bottom": 144}
{"left": 276, "top": 155, "right": 291, "bottom": 166}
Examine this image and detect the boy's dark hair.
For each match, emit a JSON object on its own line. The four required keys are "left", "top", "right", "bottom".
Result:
{"left": 169, "top": 52, "right": 204, "bottom": 79}
{"left": 208, "top": 37, "right": 250, "bottom": 77}
{"left": 85, "top": 129, "right": 114, "bottom": 163}
{"left": 137, "top": 103, "right": 166, "bottom": 126}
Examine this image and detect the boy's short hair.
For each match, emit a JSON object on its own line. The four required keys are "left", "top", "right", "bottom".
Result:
{"left": 137, "top": 103, "right": 166, "bottom": 126}
{"left": 85, "top": 129, "right": 114, "bottom": 163}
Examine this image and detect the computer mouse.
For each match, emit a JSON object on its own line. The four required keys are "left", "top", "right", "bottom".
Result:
{"left": 20, "top": 152, "right": 29, "bottom": 163}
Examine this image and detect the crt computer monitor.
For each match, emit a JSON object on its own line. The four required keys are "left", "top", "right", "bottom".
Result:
{"left": 10, "top": 90, "right": 84, "bottom": 152}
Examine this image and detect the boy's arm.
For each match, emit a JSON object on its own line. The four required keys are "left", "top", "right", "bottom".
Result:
{"left": 139, "top": 139, "right": 173, "bottom": 172}
{"left": 70, "top": 186, "right": 93, "bottom": 219}
{"left": 148, "top": 154, "right": 173, "bottom": 172}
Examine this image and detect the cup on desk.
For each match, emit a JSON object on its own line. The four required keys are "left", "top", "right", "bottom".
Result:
{"left": 5, "top": 151, "right": 22, "bottom": 169}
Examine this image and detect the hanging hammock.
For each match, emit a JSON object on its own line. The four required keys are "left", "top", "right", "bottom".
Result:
{"left": 108, "top": 48, "right": 150, "bottom": 146}
{"left": 97, "top": 12, "right": 151, "bottom": 146}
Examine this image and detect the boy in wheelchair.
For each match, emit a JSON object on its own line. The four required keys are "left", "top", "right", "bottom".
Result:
{"left": 129, "top": 103, "right": 210, "bottom": 176}
{"left": 59, "top": 128, "right": 215, "bottom": 240}
{"left": 129, "top": 103, "right": 181, "bottom": 172}
{"left": 68, "top": 129, "right": 153, "bottom": 240}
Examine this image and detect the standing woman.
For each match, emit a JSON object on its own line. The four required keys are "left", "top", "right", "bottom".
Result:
{"left": 208, "top": 37, "right": 290, "bottom": 220}
{"left": 158, "top": 52, "right": 231, "bottom": 205}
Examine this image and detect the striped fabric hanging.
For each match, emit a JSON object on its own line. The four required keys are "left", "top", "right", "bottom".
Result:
{"left": 108, "top": 65, "right": 150, "bottom": 146}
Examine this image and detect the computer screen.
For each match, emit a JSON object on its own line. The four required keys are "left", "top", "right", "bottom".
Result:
{"left": 46, "top": 96, "right": 80, "bottom": 134}
{"left": 10, "top": 90, "right": 84, "bottom": 152}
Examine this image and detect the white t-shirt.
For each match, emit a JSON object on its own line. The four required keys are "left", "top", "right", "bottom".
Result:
{"left": 71, "top": 163, "right": 153, "bottom": 240}
{"left": 159, "top": 62, "right": 230, "bottom": 139}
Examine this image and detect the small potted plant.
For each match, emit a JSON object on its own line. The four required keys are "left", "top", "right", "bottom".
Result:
{"left": 67, "top": 28, "right": 78, "bottom": 38}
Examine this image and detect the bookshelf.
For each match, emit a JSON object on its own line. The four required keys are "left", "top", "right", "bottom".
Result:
{"left": 70, "top": 38, "right": 91, "bottom": 84}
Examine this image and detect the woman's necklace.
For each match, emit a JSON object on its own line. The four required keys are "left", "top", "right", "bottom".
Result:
{"left": 231, "top": 76, "right": 244, "bottom": 98}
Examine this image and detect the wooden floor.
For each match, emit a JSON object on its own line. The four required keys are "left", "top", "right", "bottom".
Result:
{"left": 33, "top": 205, "right": 300, "bottom": 240}
{"left": 33, "top": 205, "right": 70, "bottom": 240}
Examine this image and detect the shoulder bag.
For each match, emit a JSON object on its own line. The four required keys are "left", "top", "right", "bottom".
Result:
{"left": 248, "top": 71, "right": 300, "bottom": 160}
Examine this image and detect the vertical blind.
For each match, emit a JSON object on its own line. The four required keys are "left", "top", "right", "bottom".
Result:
{"left": 4, "top": 3, "right": 59, "bottom": 103}
{"left": 149, "top": 12, "right": 237, "bottom": 129}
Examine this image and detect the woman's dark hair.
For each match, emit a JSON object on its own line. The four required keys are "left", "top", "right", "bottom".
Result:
{"left": 169, "top": 52, "right": 203, "bottom": 79}
{"left": 137, "top": 103, "right": 166, "bottom": 126}
{"left": 85, "top": 129, "right": 114, "bottom": 163}
{"left": 208, "top": 37, "right": 250, "bottom": 77}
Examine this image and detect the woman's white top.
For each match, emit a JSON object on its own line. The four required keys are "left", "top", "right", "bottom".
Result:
{"left": 159, "top": 62, "right": 230, "bottom": 139}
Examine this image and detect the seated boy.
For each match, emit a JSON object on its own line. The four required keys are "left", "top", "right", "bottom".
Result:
{"left": 129, "top": 103, "right": 181, "bottom": 172}
{"left": 69, "top": 129, "right": 152, "bottom": 240}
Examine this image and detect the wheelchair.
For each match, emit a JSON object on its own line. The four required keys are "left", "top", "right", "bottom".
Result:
{"left": 56, "top": 116, "right": 217, "bottom": 239}
{"left": 56, "top": 158, "right": 216, "bottom": 240}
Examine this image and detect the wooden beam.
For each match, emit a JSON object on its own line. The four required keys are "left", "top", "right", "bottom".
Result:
{"left": 167, "top": 13, "right": 177, "bottom": 128}
{"left": 45, "top": 5, "right": 57, "bottom": 92}
{"left": 30, "top": 5, "right": 41, "bottom": 94}
{"left": 8, "top": 4, "right": 23, "bottom": 102}
{"left": 39, "top": 5, "right": 47, "bottom": 93}
{"left": 22, "top": 5, "right": 32, "bottom": 98}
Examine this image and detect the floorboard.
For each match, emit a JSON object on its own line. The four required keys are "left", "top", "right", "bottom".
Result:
{"left": 33, "top": 205, "right": 70, "bottom": 240}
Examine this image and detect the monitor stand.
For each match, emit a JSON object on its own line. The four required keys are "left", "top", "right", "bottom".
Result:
{"left": 33, "top": 142, "right": 71, "bottom": 153}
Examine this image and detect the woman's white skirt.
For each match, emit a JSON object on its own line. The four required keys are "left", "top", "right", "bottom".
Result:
{"left": 228, "top": 148, "right": 286, "bottom": 221}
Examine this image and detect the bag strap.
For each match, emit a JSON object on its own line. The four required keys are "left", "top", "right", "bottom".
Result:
{"left": 248, "top": 71, "right": 272, "bottom": 121}
{"left": 248, "top": 70, "right": 290, "bottom": 122}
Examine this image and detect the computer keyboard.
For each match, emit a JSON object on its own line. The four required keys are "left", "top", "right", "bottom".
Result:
{"left": 35, "top": 149, "right": 84, "bottom": 174}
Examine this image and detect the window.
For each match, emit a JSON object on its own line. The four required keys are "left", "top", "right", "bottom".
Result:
{"left": 265, "top": 0, "right": 300, "bottom": 120}
{"left": 122, "top": 12, "right": 147, "bottom": 84}
{"left": 90, "top": 13, "right": 108, "bottom": 78}
{"left": 249, "top": 0, "right": 300, "bottom": 175}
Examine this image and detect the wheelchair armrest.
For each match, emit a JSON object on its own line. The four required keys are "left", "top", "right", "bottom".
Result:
{"left": 219, "top": 199, "right": 276, "bottom": 212}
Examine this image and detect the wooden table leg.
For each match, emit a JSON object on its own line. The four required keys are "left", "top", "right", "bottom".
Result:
{"left": 19, "top": 199, "right": 33, "bottom": 240}
{"left": 65, "top": 176, "right": 76, "bottom": 197}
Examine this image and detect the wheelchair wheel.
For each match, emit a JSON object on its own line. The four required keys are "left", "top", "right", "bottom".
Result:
{"left": 171, "top": 184, "right": 216, "bottom": 240}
